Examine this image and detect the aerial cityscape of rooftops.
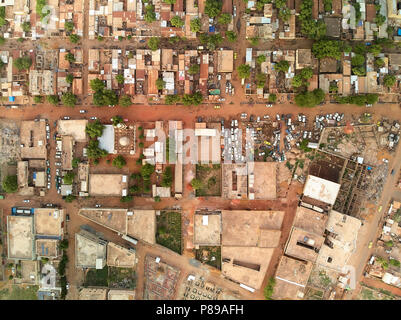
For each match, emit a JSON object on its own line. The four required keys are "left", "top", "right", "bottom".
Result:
{"left": 1, "top": 0, "right": 401, "bottom": 303}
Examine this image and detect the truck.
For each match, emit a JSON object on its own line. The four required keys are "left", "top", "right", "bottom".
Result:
{"left": 122, "top": 234, "right": 138, "bottom": 245}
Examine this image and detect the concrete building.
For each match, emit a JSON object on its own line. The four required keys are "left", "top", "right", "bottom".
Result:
{"left": 75, "top": 229, "right": 107, "bottom": 269}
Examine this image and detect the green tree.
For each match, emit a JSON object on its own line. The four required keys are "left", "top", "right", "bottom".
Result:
{"left": 366, "top": 94, "right": 379, "bottom": 105}
{"left": 269, "top": 93, "right": 277, "bottom": 103}
{"left": 383, "top": 74, "right": 396, "bottom": 88}
{"left": 87, "top": 140, "right": 108, "bottom": 159}
{"left": 37, "top": 0, "right": 50, "bottom": 20}
{"left": 2, "top": 175, "right": 18, "bottom": 193}
{"left": 295, "top": 89, "right": 325, "bottom": 107}
{"left": 275, "top": 60, "right": 289, "bottom": 73}
{"left": 256, "top": 55, "right": 266, "bottom": 65}
{"left": 66, "top": 74, "right": 74, "bottom": 84}
{"left": 64, "top": 194, "right": 76, "bottom": 203}
{"left": 120, "top": 195, "right": 133, "bottom": 203}
{"left": 190, "top": 18, "right": 201, "bottom": 33}
{"left": 237, "top": 64, "right": 251, "bottom": 79}
{"left": 164, "top": 0, "right": 176, "bottom": 4}
{"left": 63, "top": 172, "right": 75, "bottom": 185}
{"left": 93, "top": 89, "right": 118, "bottom": 106}
{"left": 85, "top": 120, "right": 104, "bottom": 138}
{"left": 147, "top": 37, "right": 160, "bottom": 51}
{"left": 69, "top": 34, "right": 80, "bottom": 44}
{"left": 115, "top": 74, "right": 124, "bottom": 84}
{"left": 90, "top": 78, "right": 105, "bottom": 91}
{"left": 165, "top": 94, "right": 181, "bottom": 104}
{"left": 191, "top": 178, "right": 203, "bottom": 190}
{"left": 218, "top": 13, "right": 232, "bottom": 25}
{"left": 264, "top": 277, "right": 276, "bottom": 300}
{"left": 21, "top": 21, "right": 31, "bottom": 33}
{"left": 154, "top": 195, "right": 161, "bottom": 202}
{"left": 300, "top": 67, "right": 313, "bottom": 80}
{"left": 182, "top": 92, "right": 203, "bottom": 106}
{"left": 13, "top": 56, "right": 32, "bottom": 70}
{"left": 171, "top": 16, "right": 184, "bottom": 28}
{"left": 129, "top": 185, "right": 140, "bottom": 193}
{"left": 375, "top": 58, "right": 385, "bottom": 68}
{"left": 72, "top": 158, "right": 80, "bottom": 168}
{"left": 156, "top": 78, "right": 165, "bottom": 90}
{"left": 225, "top": 31, "right": 237, "bottom": 42}
{"left": 292, "top": 75, "right": 304, "bottom": 88}
{"left": 312, "top": 40, "right": 342, "bottom": 60}
{"left": 205, "top": 0, "right": 222, "bottom": 18}
{"left": 188, "top": 64, "right": 200, "bottom": 75}
{"left": 141, "top": 163, "right": 155, "bottom": 180}
{"left": 278, "top": 7, "right": 291, "bottom": 21}
{"left": 369, "top": 44, "right": 382, "bottom": 56}
{"left": 144, "top": 5, "right": 156, "bottom": 23}
{"left": 375, "top": 14, "right": 386, "bottom": 26}
{"left": 111, "top": 115, "right": 123, "bottom": 126}
{"left": 34, "top": 96, "right": 43, "bottom": 103}
{"left": 47, "top": 95, "right": 59, "bottom": 105}
{"left": 64, "top": 52, "right": 75, "bottom": 63}
{"left": 112, "top": 155, "right": 127, "bottom": 169}
{"left": 256, "top": 73, "right": 266, "bottom": 88}
{"left": 351, "top": 54, "right": 365, "bottom": 67}
{"left": 0, "top": 37, "right": 5, "bottom": 45}
{"left": 161, "top": 166, "right": 173, "bottom": 187}
{"left": 64, "top": 21, "right": 74, "bottom": 33}
{"left": 249, "top": 37, "right": 259, "bottom": 46}
{"left": 119, "top": 95, "right": 132, "bottom": 107}
{"left": 61, "top": 92, "right": 77, "bottom": 107}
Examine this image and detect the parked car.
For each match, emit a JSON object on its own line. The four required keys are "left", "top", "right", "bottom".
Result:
{"left": 63, "top": 116, "right": 70, "bottom": 120}
{"left": 47, "top": 182, "right": 51, "bottom": 189}
{"left": 46, "top": 203, "right": 53, "bottom": 207}
{"left": 266, "top": 104, "right": 272, "bottom": 108}
{"left": 66, "top": 214, "right": 70, "bottom": 222}
{"left": 23, "top": 199, "right": 30, "bottom": 203}
{"left": 95, "top": 204, "right": 102, "bottom": 208}
{"left": 55, "top": 162, "right": 61, "bottom": 166}
{"left": 79, "top": 110, "right": 87, "bottom": 114}
{"left": 391, "top": 169, "right": 395, "bottom": 175}
{"left": 89, "top": 116, "right": 97, "bottom": 120}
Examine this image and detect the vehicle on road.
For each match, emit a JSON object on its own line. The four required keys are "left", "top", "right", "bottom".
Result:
{"left": 214, "top": 105, "right": 221, "bottom": 109}
{"left": 55, "top": 162, "right": 61, "bottom": 166}
{"left": 79, "top": 110, "right": 87, "bottom": 114}
{"left": 368, "top": 241, "right": 373, "bottom": 249}
{"left": 95, "top": 204, "right": 101, "bottom": 208}
{"left": 139, "top": 39, "right": 145, "bottom": 43}
{"left": 378, "top": 206, "right": 382, "bottom": 212}
{"left": 23, "top": 199, "right": 30, "bottom": 203}
{"left": 66, "top": 214, "right": 70, "bottom": 222}
{"left": 63, "top": 116, "right": 70, "bottom": 120}
{"left": 266, "top": 104, "right": 273, "bottom": 108}
{"left": 391, "top": 169, "right": 395, "bottom": 175}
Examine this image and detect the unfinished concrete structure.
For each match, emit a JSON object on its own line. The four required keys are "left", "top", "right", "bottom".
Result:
{"left": 75, "top": 229, "right": 107, "bottom": 269}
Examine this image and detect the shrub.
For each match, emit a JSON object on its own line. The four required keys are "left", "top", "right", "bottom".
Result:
{"left": 225, "top": 31, "right": 237, "bottom": 42}
{"left": 264, "top": 277, "right": 276, "bottom": 300}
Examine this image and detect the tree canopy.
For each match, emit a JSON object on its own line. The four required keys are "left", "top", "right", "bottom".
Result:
{"left": 90, "top": 78, "right": 105, "bottom": 91}
{"left": 225, "top": 31, "right": 237, "bottom": 42}
{"left": 275, "top": 60, "right": 290, "bottom": 73}
{"left": 112, "top": 155, "right": 127, "bottom": 169}
{"left": 218, "top": 13, "right": 232, "bottom": 25}
{"left": 383, "top": 74, "right": 396, "bottom": 88}
{"left": 147, "top": 37, "right": 160, "bottom": 51}
{"left": 171, "top": 16, "right": 185, "bottom": 28}
{"left": 295, "top": 89, "right": 325, "bottom": 107}
{"left": 61, "top": 92, "right": 77, "bottom": 107}
{"left": 85, "top": 120, "right": 104, "bottom": 138}
{"left": 190, "top": 18, "right": 201, "bottom": 33}
{"left": 87, "top": 140, "right": 108, "bottom": 159}
{"left": 119, "top": 95, "right": 132, "bottom": 107}
{"left": 93, "top": 89, "right": 118, "bottom": 106}
{"left": 205, "top": 0, "right": 222, "bottom": 18}
{"left": 2, "top": 175, "right": 18, "bottom": 193}
{"left": 182, "top": 92, "right": 203, "bottom": 106}
{"left": 237, "top": 64, "right": 251, "bottom": 79}
{"left": 13, "top": 56, "right": 32, "bottom": 70}
{"left": 312, "top": 40, "right": 342, "bottom": 60}
{"left": 47, "top": 95, "right": 59, "bottom": 105}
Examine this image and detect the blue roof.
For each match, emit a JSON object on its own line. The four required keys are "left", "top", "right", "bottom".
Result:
{"left": 398, "top": 28, "right": 401, "bottom": 36}
{"left": 9, "top": 96, "right": 15, "bottom": 102}
{"left": 209, "top": 26, "right": 215, "bottom": 32}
